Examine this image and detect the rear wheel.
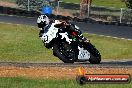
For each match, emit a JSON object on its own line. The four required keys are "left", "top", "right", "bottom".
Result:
{"left": 53, "top": 41, "right": 76, "bottom": 63}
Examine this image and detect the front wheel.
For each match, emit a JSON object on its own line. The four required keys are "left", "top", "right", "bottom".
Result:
{"left": 89, "top": 54, "right": 101, "bottom": 64}
{"left": 53, "top": 42, "right": 76, "bottom": 63}
{"left": 83, "top": 42, "right": 101, "bottom": 64}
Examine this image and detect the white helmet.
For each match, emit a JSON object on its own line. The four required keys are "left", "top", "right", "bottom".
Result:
{"left": 37, "top": 15, "right": 50, "bottom": 28}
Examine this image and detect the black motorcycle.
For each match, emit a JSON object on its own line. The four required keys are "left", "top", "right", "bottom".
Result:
{"left": 39, "top": 22, "right": 101, "bottom": 64}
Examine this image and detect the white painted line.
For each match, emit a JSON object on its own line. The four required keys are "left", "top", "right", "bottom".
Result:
{"left": 0, "top": 22, "right": 36, "bottom": 28}
{"left": 0, "top": 22, "right": 22, "bottom": 26}
{"left": 103, "top": 59, "right": 132, "bottom": 62}
{"left": 84, "top": 33, "right": 132, "bottom": 41}
{"left": 0, "top": 14, "right": 37, "bottom": 19}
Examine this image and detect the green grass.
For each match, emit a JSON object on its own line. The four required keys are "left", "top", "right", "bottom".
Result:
{"left": 0, "top": 0, "right": 16, "bottom": 3}
{"left": 0, "top": 23, "right": 58, "bottom": 62}
{"left": 0, "top": 23, "right": 132, "bottom": 62}
{"left": 63, "top": 0, "right": 80, "bottom": 4}
{"left": 83, "top": 33, "right": 132, "bottom": 60}
{"left": 0, "top": 77, "right": 131, "bottom": 88}
{"left": 92, "top": 0, "right": 126, "bottom": 8}
{"left": 63, "top": 0, "right": 126, "bottom": 8}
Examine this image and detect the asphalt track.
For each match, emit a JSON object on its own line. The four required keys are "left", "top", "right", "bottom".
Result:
{"left": 0, "top": 15, "right": 132, "bottom": 67}
{"left": 0, "top": 15, "right": 132, "bottom": 40}
{"left": 0, "top": 61, "right": 132, "bottom": 68}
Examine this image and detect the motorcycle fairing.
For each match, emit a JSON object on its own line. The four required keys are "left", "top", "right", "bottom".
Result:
{"left": 41, "top": 23, "right": 59, "bottom": 43}
{"left": 78, "top": 46, "right": 90, "bottom": 60}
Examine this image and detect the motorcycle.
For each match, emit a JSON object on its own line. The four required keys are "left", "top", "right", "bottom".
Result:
{"left": 39, "top": 21, "right": 101, "bottom": 64}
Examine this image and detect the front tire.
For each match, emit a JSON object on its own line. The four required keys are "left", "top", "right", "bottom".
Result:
{"left": 83, "top": 42, "right": 101, "bottom": 64}
{"left": 89, "top": 54, "right": 101, "bottom": 64}
{"left": 53, "top": 42, "right": 76, "bottom": 63}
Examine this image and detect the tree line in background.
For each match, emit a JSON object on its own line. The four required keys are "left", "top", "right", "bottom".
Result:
{"left": 16, "top": 0, "right": 57, "bottom": 10}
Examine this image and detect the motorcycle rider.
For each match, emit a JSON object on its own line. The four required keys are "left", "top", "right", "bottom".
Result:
{"left": 37, "top": 14, "right": 88, "bottom": 42}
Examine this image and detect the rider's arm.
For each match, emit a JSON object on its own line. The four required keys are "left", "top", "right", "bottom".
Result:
{"left": 54, "top": 20, "right": 67, "bottom": 28}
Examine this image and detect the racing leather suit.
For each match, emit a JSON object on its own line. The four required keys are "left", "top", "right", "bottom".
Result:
{"left": 38, "top": 20, "right": 87, "bottom": 42}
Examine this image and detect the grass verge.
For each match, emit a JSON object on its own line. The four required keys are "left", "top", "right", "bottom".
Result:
{"left": 0, "top": 77, "right": 131, "bottom": 88}
{"left": 84, "top": 33, "right": 132, "bottom": 60}
{"left": 0, "top": 0, "right": 16, "bottom": 3}
{"left": 0, "top": 23, "right": 132, "bottom": 62}
{"left": 0, "top": 23, "right": 58, "bottom": 62}
{"left": 63, "top": 0, "right": 126, "bottom": 8}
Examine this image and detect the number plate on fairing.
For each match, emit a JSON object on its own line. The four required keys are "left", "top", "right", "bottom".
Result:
{"left": 78, "top": 46, "right": 90, "bottom": 60}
